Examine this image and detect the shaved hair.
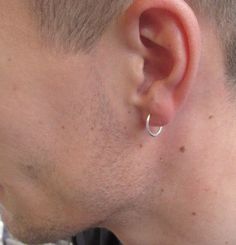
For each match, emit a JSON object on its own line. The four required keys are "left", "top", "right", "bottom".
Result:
{"left": 31, "top": 0, "right": 130, "bottom": 51}
{"left": 186, "top": 0, "right": 236, "bottom": 83}
{"left": 30, "top": 0, "right": 236, "bottom": 81}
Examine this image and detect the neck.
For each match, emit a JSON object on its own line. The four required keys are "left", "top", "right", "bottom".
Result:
{"left": 105, "top": 202, "right": 191, "bottom": 245}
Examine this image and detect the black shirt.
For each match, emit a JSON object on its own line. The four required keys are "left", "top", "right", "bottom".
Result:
{"left": 72, "top": 228, "right": 122, "bottom": 245}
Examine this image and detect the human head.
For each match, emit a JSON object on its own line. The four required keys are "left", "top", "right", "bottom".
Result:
{"left": 0, "top": 0, "right": 235, "bottom": 244}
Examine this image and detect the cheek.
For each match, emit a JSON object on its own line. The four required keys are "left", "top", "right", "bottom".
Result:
{"left": 0, "top": 88, "right": 63, "bottom": 190}
{"left": 0, "top": 124, "right": 63, "bottom": 226}
{"left": 2, "top": 157, "right": 55, "bottom": 213}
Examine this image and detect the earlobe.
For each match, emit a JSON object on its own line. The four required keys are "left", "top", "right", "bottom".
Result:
{"left": 124, "top": 0, "right": 201, "bottom": 128}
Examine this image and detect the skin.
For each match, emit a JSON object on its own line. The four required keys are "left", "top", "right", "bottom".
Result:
{"left": 0, "top": 0, "right": 236, "bottom": 244}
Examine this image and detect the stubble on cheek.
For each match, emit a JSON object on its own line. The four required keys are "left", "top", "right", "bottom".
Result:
{"left": 17, "top": 146, "right": 56, "bottom": 185}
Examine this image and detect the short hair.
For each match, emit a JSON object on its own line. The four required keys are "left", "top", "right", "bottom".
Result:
{"left": 30, "top": 0, "right": 236, "bottom": 82}
{"left": 30, "top": 0, "right": 131, "bottom": 52}
{"left": 186, "top": 0, "right": 236, "bottom": 84}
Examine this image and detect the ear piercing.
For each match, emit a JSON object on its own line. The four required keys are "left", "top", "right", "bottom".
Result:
{"left": 146, "top": 114, "right": 163, "bottom": 137}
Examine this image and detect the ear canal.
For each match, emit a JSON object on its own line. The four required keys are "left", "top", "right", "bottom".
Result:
{"left": 140, "top": 34, "right": 174, "bottom": 82}
{"left": 139, "top": 9, "right": 178, "bottom": 87}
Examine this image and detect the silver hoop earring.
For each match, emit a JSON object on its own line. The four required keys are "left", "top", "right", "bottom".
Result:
{"left": 146, "top": 114, "right": 163, "bottom": 137}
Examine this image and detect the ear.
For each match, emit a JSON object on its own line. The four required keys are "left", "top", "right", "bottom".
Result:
{"left": 122, "top": 0, "right": 201, "bottom": 127}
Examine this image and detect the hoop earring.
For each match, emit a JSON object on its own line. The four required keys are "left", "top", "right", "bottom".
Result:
{"left": 146, "top": 114, "right": 163, "bottom": 137}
